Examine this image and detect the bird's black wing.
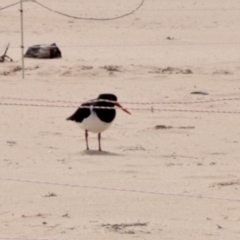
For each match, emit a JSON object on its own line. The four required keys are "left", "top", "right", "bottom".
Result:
{"left": 66, "top": 102, "right": 92, "bottom": 123}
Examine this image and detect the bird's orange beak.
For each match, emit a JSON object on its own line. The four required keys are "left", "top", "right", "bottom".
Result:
{"left": 115, "top": 102, "right": 131, "bottom": 115}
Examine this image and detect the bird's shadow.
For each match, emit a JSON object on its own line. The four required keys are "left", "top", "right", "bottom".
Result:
{"left": 80, "top": 149, "right": 123, "bottom": 156}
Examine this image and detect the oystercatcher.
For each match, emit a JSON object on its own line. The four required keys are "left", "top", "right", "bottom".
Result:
{"left": 66, "top": 93, "right": 131, "bottom": 151}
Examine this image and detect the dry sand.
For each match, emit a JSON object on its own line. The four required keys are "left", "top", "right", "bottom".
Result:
{"left": 0, "top": 0, "right": 240, "bottom": 239}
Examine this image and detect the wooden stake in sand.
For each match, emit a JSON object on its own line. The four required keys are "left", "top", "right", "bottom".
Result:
{"left": 20, "top": 0, "right": 25, "bottom": 78}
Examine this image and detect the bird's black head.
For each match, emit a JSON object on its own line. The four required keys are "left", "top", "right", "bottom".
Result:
{"left": 97, "top": 94, "right": 117, "bottom": 102}
{"left": 96, "top": 93, "right": 131, "bottom": 115}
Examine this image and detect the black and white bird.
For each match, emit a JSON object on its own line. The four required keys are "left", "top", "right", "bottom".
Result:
{"left": 66, "top": 93, "right": 131, "bottom": 151}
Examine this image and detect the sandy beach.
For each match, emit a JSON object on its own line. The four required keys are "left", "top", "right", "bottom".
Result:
{"left": 0, "top": 0, "right": 240, "bottom": 239}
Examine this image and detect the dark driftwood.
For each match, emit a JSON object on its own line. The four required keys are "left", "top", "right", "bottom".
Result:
{"left": 0, "top": 43, "right": 13, "bottom": 63}
{"left": 24, "top": 43, "right": 62, "bottom": 59}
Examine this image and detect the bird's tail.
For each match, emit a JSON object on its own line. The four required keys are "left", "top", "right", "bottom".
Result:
{"left": 66, "top": 115, "right": 74, "bottom": 121}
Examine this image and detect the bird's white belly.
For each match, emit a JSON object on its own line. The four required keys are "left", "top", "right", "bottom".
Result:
{"left": 78, "top": 111, "right": 112, "bottom": 133}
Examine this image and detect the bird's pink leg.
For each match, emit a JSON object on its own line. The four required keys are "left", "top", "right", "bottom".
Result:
{"left": 98, "top": 133, "right": 102, "bottom": 151}
{"left": 85, "top": 130, "right": 89, "bottom": 150}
